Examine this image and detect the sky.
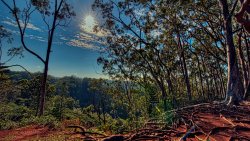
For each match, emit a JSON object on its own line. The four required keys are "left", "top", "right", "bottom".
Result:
{"left": 0, "top": 0, "right": 107, "bottom": 78}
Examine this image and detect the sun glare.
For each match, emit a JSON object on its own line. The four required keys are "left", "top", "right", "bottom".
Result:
{"left": 82, "top": 15, "right": 96, "bottom": 33}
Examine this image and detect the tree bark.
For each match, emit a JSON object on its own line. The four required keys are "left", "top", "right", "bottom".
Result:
{"left": 219, "top": 0, "right": 244, "bottom": 105}
{"left": 238, "top": 31, "right": 249, "bottom": 97}
{"left": 201, "top": 56, "right": 210, "bottom": 100}
{"left": 243, "top": 33, "right": 250, "bottom": 99}
{"left": 38, "top": 66, "right": 48, "bottom": 116}
{"left": 197, "top": 55, "right": 205, "bottom": 99}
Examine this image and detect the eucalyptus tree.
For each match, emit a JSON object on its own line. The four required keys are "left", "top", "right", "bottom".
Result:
{"left": 158, "top": 0, "right": 249, "bottom": 104}
{"left": 1, "top": 0, "right": 75, "bottom": 115}
{"left": 93, "top": 0, "right": 177, "bottom": 110}
{"left": 218, "top": 0, "right": 247, "bottom": 104}
{"left": 94, "top": 0, "right": 249, "bottom": 106}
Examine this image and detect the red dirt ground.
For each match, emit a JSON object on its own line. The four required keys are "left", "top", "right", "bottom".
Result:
{"left": 0, "top": 102, "right": 249, "bottom": 141}
{"left": 0, "top": 125, "right": 53, "bottom": 141}
{"left": 123, "top": 102, "right": 250, "bottom": 141}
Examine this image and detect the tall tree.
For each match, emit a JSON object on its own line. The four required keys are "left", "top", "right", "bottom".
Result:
{"left": 219, "top": 0, "right": 244, "bottom": 105}
{"left": 1, "top": 0, "right": 75, "bottom": 115}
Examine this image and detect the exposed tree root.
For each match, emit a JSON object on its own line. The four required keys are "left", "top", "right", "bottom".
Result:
{"left": 67, "top": 102, "right": 250, "bottom": 141}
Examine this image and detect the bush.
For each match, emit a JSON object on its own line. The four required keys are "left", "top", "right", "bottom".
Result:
{"left": 0, "top": 102, "right": 32, "bottom": 121}
{"left": 0, "top": 119, "right": 18, "bottom": 130}
{"left": 0, "top": 102, "right": 33, "bottom": 130}
{"left": 33, "top": 115, "right": 60, "bottom": 129}
{"left": 0, "top": 103, "right": 61, "bottom": 130}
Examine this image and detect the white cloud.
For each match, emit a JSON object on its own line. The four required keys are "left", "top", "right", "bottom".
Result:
{"left": 65, "top": 32, "right": 107, "bottom": 50}
{"left": 60, "top": 37, "right": 68, "bottom": 41}
{"left": 2, "top": 18, "right": 42, "bottom": 32}
{"left": 66, "top": 39, "right": 100, "bottom": 50}
{"left": 25, "top": 34, "right": 47, "bottom": 42}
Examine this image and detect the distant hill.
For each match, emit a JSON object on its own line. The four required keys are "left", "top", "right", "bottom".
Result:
{"left": 6, "top": 71, "right": 97, "bottom": 107}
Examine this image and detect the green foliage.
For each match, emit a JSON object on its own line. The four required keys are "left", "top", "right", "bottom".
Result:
{"left": 0, "top": 102, "right": 32, "bottom": 122}
{"left": 98, "top": 116, "right": 131, "bottom": 134}
{"left": 0, "top": 102, "right": 32, "bottom": 129}
{"left": 32, "top": 115, "right": 60, "bottom": 129}
{"left": 46, "top": 95, "right": 79, "bottom": 119}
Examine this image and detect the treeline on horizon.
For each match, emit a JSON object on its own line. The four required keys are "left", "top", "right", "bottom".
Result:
{"left": 3, "top": 70, "right": 96, "bottom": 107}
{"left": 0, "top": 70, "right": 150, "bottom": 132}
{"left": 0, "top": 68, "right": 225, "bottom": 132}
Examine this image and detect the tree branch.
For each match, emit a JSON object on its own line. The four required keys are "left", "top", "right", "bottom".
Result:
{"left": 1, "top": 0, "right": 45, "bottom": 64}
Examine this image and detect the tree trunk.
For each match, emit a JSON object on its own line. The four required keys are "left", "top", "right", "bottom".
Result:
{"left": 166, "top": 69, "right": 177, "bottom": 108}
{"left": 238, "top": 31, "right": 249, "bottom": 97}
{"left": 101, "top": 100, "right": 106, "bottom": 124}
{"left": 243, "top": 33, "right": 250, "bottom": 99}
{"left": 39, "top": 64, "right": 48, "bottom": 116}
{"left": 159, "top": 77, "right": 167, "bottom": 111}
{"left": 217, "top": 61, "right": 226, "bottom": 98}
{"left": 219, "top": 0, "right": 244, "bottom": 105}
{"left": 212, "top": 69, "right": 220, "bottom": 99}
{"left": 177, "top": 33, "right": 192, "bottom": 101}
{"left": 197, "top": 55, "right": 205, "bottom": 99}
{"left": 201, "top": 56, "right": 210, "bottom": 100}
{"left": 38, "top": 5, "right": 58, "bottom": 115}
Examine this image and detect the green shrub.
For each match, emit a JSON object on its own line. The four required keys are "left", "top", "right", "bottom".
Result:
{"left": 33, "top": 115, "right": 60, "bottom": 129}
{"left": 0, "top": 119, "right": 18, "bottom": 130}
{"left": 0, "top": 103, "right": 33, "bottom": 130}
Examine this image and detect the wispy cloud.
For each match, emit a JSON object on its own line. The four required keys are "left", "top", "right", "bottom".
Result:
{"left": 25, "top": 34, "right": 46, "bottom": 42}
{"left": 66, "top": 32, "right": 106, "bottom": 50}
{"left": 66, "top": 39, "right": 101, "bottom": 50}
{"left": 4, "top": 27, "right": 47, "bottom": 43}
{"left": 2, "top": 17, "right": 42, "bottom": 32}
{"left": 60, "top": 36, "right": 68, "bottom": 41}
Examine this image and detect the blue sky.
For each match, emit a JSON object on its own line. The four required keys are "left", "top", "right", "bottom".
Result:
{"left": 0, "top": 0, "right": 107, "bottom": 78}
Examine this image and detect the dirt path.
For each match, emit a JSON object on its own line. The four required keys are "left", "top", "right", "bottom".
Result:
{"left": 0, "top": 125, "right": 52, "bottom": 141}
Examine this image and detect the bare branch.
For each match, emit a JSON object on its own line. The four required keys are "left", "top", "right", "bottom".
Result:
{"left": 1, "top": 0, "right": 46, "bottom": 63}
{"left": 1, "top": 64, "right": 32, "bottom": 76}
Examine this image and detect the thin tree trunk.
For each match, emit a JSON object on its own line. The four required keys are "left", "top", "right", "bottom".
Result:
{"left": 212, "top": 69, "right": 220, "bottom": 100}
{"left": 238, "top": 31, "right": 248, "bottom": 95}
{"left": 177, "top": 33, "right": 192, "bottom": 101}
{"left": 216, "top": 67, "right": 225, "bottom": 99}
{"left": 159, "top": 77, "right": 168, "bottom": 111}
{"left": 166, "top": 69, "right": 177, "bottom": 108}
{"left": 201, "top": 56, "right": 210, "bottom": 100}
{"left": 217, "top": 61, "right": 227, "bottom": 98}
{"left": 243, "top": 32, "right": 250, "bottom": 99}
{"left": 244, "top": 33, "right": 250, "bottom": 69}
{"left": 102, "top": 100, "right": 106, "bottom": 124}
{"left": 197, "top": 55, "right": 205, "bottom": 99}
{"left": 39, "top": 65, "right": 48, "bottom": 116}
{"left": 38, "top": 0, "right": 61, "bottom": 115}
{"left": 194, "top": 73, "right": 200, "bottom": 99}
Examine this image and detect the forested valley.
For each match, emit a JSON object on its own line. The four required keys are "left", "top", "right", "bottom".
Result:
{"left": 0, "top": 0, "right": 250, "bottom": 140}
